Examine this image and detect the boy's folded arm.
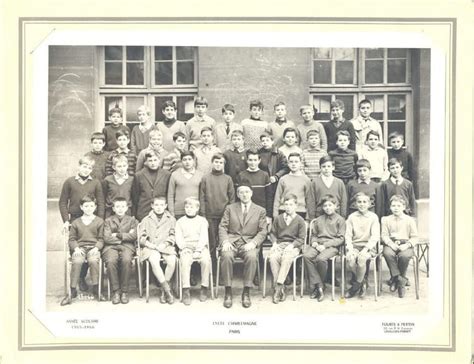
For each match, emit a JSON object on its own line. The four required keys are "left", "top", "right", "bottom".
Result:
{"left": 103, "top": 221, "right": 120, "bottom": 244}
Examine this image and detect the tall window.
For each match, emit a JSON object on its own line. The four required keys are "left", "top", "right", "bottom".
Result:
{"left": 310, "top": 48, "right": 412, "bottom": 148}
{"left": 99, "top": 46, "right": 198, "bottom": 130}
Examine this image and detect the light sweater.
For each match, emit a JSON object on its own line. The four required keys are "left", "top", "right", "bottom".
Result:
{"left": 156, "top": 120, "right": 187, "bottom": 152}
{"left": 273, "top": 173, "right": 311, "bottom": 218}
{"left": 167, "top": 168, "right": 203, "bottom": 216}
{"left": 175, "top": 215, "right": 209, "bottom": 251}
{"left": 345, "top": 210, "right": 380, "bottom": 250}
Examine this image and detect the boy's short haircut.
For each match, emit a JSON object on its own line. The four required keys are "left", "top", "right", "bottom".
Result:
{"left": 181, "top": 150, "right": 195, "bottom": 160}
{"left": 108, "top": 107, "right": 123, "bottom": 117}
{"left": 246, "top": 149, "right": 260, "bottom": 159}
{"left": 283, "top": 193, "right": 298, "bottom": 204}
{"left": 336, "top": 130, "right": 350, "bottom": 140}
{"left": 249, "top": 99, "right": 264, "bottom": 110}
{"left": 200, "top": 126, "right": 213, "bottom": 135}
{"left": 173, "top": 131, "right": 187, "bottom": 141}
{"left": 90, "top": 132, "right": 106, "bottom": 143}
{"left": 80, "top": 195, "right": 96, "bottom": 206}
{"left": 194, "top": 96, "right": 208, "bottom": 107}
{"left": 299, "top": 104, "right": 313, "bottom": 114}
{"left": 356, "top": 158, "right": 372, "bottom": 170}
{"left": 259, "top": 132, "right": 273, "bottom": 141}
{"left": 287, "top": 152, "right": 301, "bottom": 161}
{"left": 320, "top": 194, "right": 338, "bottom": 206}
{"left": 79, "top": 155, "right": 95, "bottom": 166}
{"left": 282, "top": 127, "right": 297, "bottom": 138}
{"left": 319, "top": 155, "right": 334, "bottom": 167}
{"left": 306, "top": 129, "right": 320, "bottom": 139}
{"left": 152, "top": 196, "right": 167, "bottom": 204}
{"left": 137, "top": 105, "right": 151, "bottom": 115}
{"left": 211, "top": 153, "right": 225, "bottom": 163}
{"left": 388, "top": 157, "right": 403, "bottom": 168}
{"left": 149, "top": 129, "right": 163, "bottom": 138}
{"left": 184, "top": 196, "right": 200, "bottom": 208}
{"left": 388, "top": 131, "right": 404, "bottom": 141}
{"left": 274, "top": 101, "right": 286, "bottom": 109}
{"left": 354, "top": 191, "right": 370, "bottom": 202}
{"left": 366, "top": 130, "right": 380, "bottom": 140}
{"left": 222, "top": 103, "right": 235, "bottom": 114}
{"left": 115, "top": 129, "right": 130, "bottom": 139}
{"left": 330, "top": 100, "right": 345, "bottom": 110}
{"left": 230, "top": 130, "right": 244, "bottom": 138}
{"left": 112, "top": 154, "right": 128, "bottom": 166}
{"left": 144, "top": 150, "right": 159, "bottom": 160}
{"left": 358, "top": 99, "right": 372, "bottom": 108}
{"left": 161, "top": 100, "right": 176, "bottom": 110}
{"left": 113, "top": 197, "right": 128, "bottom": 205}
{"left": 390, "top": 194, "right": 407, "bottom": 206}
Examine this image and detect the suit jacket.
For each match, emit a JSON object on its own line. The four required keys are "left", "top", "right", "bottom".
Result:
{"left": 218, "top": 202, "right": 267, "bottom": 248}
{"left": 103, "top": 214, "right": 138, "bottom": 254}
{"left": 131, "top": 168, "right": 171, "bottom": 221}
{"left": 138, "top": 210, "right": 177, "bottom": 255}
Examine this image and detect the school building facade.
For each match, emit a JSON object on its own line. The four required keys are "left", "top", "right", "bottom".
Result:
{"left": 48, "top": 45, "right": 430, "bottom": 199}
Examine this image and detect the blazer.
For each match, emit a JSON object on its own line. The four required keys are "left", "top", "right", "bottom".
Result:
{"left": 218, "top": 202, "right": 267, "bottom": 248}
{"left": 103, "top": 214, "right": 138, "bottom": 254}
{"left": 138, "top": 210, "right": 177, "bottom": 255}
{"left": 131, "top": 168, "right": 171, "bottom": 221}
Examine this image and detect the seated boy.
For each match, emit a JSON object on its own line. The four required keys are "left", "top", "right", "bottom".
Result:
{"left": 103, "top": 155, "right": 134, "bottom": 218}
{"left": 194, "top": 126, "right": 222, "bottom": 175}
{"left": 162, "top": 131, "right": 187, "bottom": 172}
{"left": 301, "top": 130, "right": 328, "bottom": 180}
{"left": 344, "top": 192, "right": 381, "bottom": 298}
{"left": 102, "top": 106, "right": 130, "bottom": 151}
{"left": 61, "top": 196, "right": 105, "bottom": 305}
{"left": 139, "top": 197, "right": 177, "bottom": 304}
{"left": 155, "top": 100, "right": 187, "bottom": 152}
{"left": 175, "top": 197, "right": 212, "bottom": 305}
{"left": 223, "top": 130, "right": 247, "bottom": 185}
{"left": 381, "top": 195, "right": 418, "bottom": 298}
{"left": 268, "top": 194, "right": 306, "bottom": 304}
{"left": 215, "top": 103, "right": 243, "bottom": 151}
{"left": 103, "top": 197, "right": 138, "bottom": 304}
{"left": 303, "top": 194, "right": 345, "bottom": 302}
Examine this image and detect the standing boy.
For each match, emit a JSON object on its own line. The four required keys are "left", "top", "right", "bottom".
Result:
{"left": 131, "top": 105, "right": 157, "bottom": 155}
{"left": 301, "top": 130, "right": 328, "bottom": 180}
{"left": 84, "top": 132, "right": 110, "bottom": 185}
{"left": 303, "top": 194, "right": 345, "bottom": 302}
{"left": 297, "top": 104, "right": 328, "bottom": 151}
{"left": 103, "top": 197, "right": 138, "bottom": 304}
{"left": 186, "top": 96, "right": 216, "bottom": 151}
{"left": 323, "top": 100, "right": 356, "bottom": 152}
{"left": 387, "top": 132, "right": 414, "bottom": 182}
{"left": 328, "top": 130, "right": 358, "bottom": 185}
{"left": 278, "top": 127, "right": 302, "bottom": 160}
{"left": 350, "top": 99, "right": 383, "bottom": 154}
{"left": 358, "top": 130, "right": 388, "bottom": 182}
{"left": 105, "top": 129, "right": 137, "bottom": 176}
{"left": 241, "top": 99, "right": 269, "bottom": 151}
{"left": 194, "top": 126, "right": 222, "bottom": 175}
{"left": 344, "top": 192, "right": 381, "bottom": 298}
{"left": 155, "top": 100, "right": 187, "bottom": 152}
{"left": 215, "top": 104, "right": 243, "bottom": 151}
{"left": 223, "top": 130, "right": 247, "bottom": 185}
{"left": 268, "top": 195, "right": 307, "bottom": 303}
{"left": 161, "top": 131, "right": 187, "bottom": 172}
{"left": 135, "top": 129, "right": 169, "bottom": 172}
{"left": 102, "top": 107, "right": 130, "bottom": 152}
{"left": 267, "top": 102, "right": 296, "bottom": 148}
{"left": 103, "top": 155, "right": 134, "bottom": 218}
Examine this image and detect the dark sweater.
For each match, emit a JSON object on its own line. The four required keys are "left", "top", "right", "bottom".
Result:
{"left": 236, "top": 169, "right": 272, "bottom": 217}
{"left": 103, "top": 174, "right": 134, "bottom": 209}
{"left": 387, "top": 148, "right": 414, "bottom": 181}
{"left": 310, "top": 213, "right": 346, "bottom": 248}
{"left": 270, "top": 214, "right": 306, "bottom": 249}
{"left": 68, "top": 216, "right": 104, "bottom": 251}
{"left": 59, "top": 176, "right": 105, "bottom": 222}
{"left": 380, "top": 178, "right": 416, "bottom": 217}
{"left": 329, "top": 148, "right": 358, "bottom": 180}
{"left": 85, "top": 151, "right": 110, "bottom": 183}
{"left": 199, "top": 170, "right": 236, "bottom": 218}
{"left": 323, "top": 119, "right": 357, "bottom": 152}
{"left": 102, "top": 124, "right": 131, "bottom": 151}
{"left": 105, "top": 149, "right": 137, "bottom": 176}
{"left": 346, "top": 179, "right": 383, "bottom": 218}
{"left": 223, "top": 148, "right": 247, "bottom": 184}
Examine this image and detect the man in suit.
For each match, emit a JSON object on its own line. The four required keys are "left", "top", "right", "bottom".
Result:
{"left": 218, "top": 184, "right": 268, "bottom": 308}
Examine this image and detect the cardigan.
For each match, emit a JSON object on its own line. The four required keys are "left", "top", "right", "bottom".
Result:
{"left": 215, "top": 122, "right": 243, "bottom": 151}
{"left": 155, "top": 120, "right": 187, "bottom": 152}
{"left": 130, "top": 124, "right": 157, "bottom": 155}
{"left": 103, "top": 174, "right": 134, "bottom": 209}
{"left": 199, "top": 170, "right": 235, "bottom": 218}
{"left": 185, "top": 115, "right": 216, "bottom": 150}
{"left": 269, "top": 213, "right": 307, "bottom": 249}
{"left": 102, "top": 124, "right": 131, "bottom": 151}
{"left": 297, "top": 120, "right": 328, "bottom": 151}
{"left": 236, "top": 169, "right": 272, "bottom": 217}
{"left": 167, "top": 168, "right": 203, "bottom": 217}
{"left": 310, "top": 213, "right": 346, "bottom": 248}
{"left": 103, "top": 214, "right": 138, "bottom": 254}
{"left": 329, "top": 147, "right": 358, "bottom": 180}
{"left": 59, "top": 176, "right": 105, "bottom": 221}
{"left": 68, "top": 216, "right": 104, "bottom": 251}
{"left": 307, "top": 176, "right": 347, "bottom": 220}
{"left": 273, "top": 173, "right": 311, "bottom": 218}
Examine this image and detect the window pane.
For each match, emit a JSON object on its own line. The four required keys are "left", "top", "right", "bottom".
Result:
{"left": 105, "top": 46, "right": 122, "bottom": 60}
{"left": 126, "top": 97, "right": 145, "bottom": 122}
{"left": 177, "top": 96, "right": 195, "bottom": 121}
{"left": 387, "top": 59, "right": 406, "bottom": 83}
{"left": 387, "top": 122, "right": 406, "bottom": 141}
{"left": 388, "top": 95, "right": 406, "bottom": 120}
{"left": 105, "top": 62, "right": 122, "bottom": 85}
{"left": 155, "top": 46, "right": 173, "bottom": 60}
{"left": 126, "top": 46, "right": 144, "bottom": 60}
{"left": 388, "top": 49, "right": 407, "bottom": 58}
{"left": 366, "top": 95, "right": 384, "bottom": 121}
{"left": 176, "top": 47, "right": 194, "bottom": 60}
{"left": 335, "top": 61, "right": 354, "bottom": 84}
{"left": 365, "top": 48, "right": 384, "bottom": 59}
{"left": 334, "top": 48, "right": 354, "bottom": 60}
{"left": 313, "top": 95, "right": 332, "bottom": 121}
{"left": 177, "top": 61, "right": 194, "bottom": 84}
{"left": 313, "top": 61, "right": 331, "bottom": 84}
{"left": 313, "top": 48, "right": 331, "bottom": 59}
{"left": 154, "top": 96, "right": 173, "bottom": 121}
{"left": 126, "top": 63, "right": 144, "bottom": 85}
{"left": 365, "top": 60, "right": 383, "bottom": 84}
{"left": 104, "top": 96, "right": 123, "bottom": 122}
{"left": 155, "top": 62, "right": 173, "bottom": 85}
{"left": 337, "top": 95, "right": 354, "bottom": 120}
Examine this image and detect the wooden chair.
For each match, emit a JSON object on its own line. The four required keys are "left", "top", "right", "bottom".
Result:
{"left": 416, "top": 240, "right": 429, "bottom": 277}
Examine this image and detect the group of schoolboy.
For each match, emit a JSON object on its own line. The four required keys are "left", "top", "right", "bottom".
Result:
{"left": 59, "top": 96, "right": 418, "bottom": 308}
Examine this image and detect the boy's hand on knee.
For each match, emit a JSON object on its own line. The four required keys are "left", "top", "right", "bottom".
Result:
{"left": 316, "top": 245, "right": 326, "bottom": 253}
{"left": 399, "top": 243, "right": 410, "bottom": 251}
{"left": 72, "top": 247, "right": 85, "bottom": 258}
{"left": 89, "top": 247, "right": 99, "bottom": 255}
{"left": 221, "top": 242, "right": 233, "bottom": 252}
{"left": 243, "top": 242, "right": 256, "bottom": 252}
{"left": 283, "top": 244, "right": 294, "bottom": 253}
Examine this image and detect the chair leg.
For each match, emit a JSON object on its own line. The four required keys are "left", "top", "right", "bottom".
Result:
{"left": 145, "top": 261, "right": 149, "bottom": 303}
{"left": 215, "top": 256, "right": 220, "bottom": 298}
{"left": 257, "top": 259, "right": 261, "bottom": 290}
{"left": 179, "top": 259, "right": 183, "bottom": 302}
{"left": 292, "top": 259, "right": 297, "bottom": 301}
{"left": 413, "top": 256, "right": 420, "bottom": 300}
{"left": 137, "top": 259, "right": 143, "bottom": 298}
{"left": 66, "top": 261, "right": 71, "bottom": 298}
{"left": 425, "top": 245, "right": 430, "bottom": 278}
{"left": 300, "top": 259, "right": 304, "bottom": 298}
{"left": 373, "top": 258, "right": 378, "bottom": 302}
{"left": 98, "top": 258, "right": 102, "bottom": 302}
{"left": 262, "top": 256, "right": 268, "bottom": 298}
{"left": 331, "top": 258, "right": 336, "bottom": 301}
{"left": 174, "top": 256, "right": 180, "bottom": 298}
{"left": 341, "top": 256, "right": 345, "bottom": 298}
{"left": 209, "top": 261, "right": 214, "bottom": 300}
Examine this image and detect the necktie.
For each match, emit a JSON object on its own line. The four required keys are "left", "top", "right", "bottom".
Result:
{"left": 243, "top": 204, "right": 248, "bottom": 221}
{"left": 226, "top": 124, "right": 230, "bottom": 135}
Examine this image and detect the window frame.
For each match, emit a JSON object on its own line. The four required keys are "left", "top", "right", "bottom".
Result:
{"left": 151, "top": 46, "right": 198, "bottom": 89}
{"left": 311, "top": 48, "right": 358, "bottom": 86}
{"left": 361, "top": 48, "right": 411, "bottom": 86}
